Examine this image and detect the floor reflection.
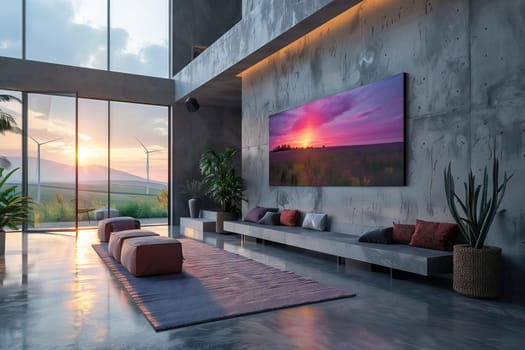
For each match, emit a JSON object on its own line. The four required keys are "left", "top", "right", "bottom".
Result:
{"left": 276, "top": 307, "right": 326, "bottom": 350}
{"left": 0, "top": 227, "right": 524, "bottom": 349}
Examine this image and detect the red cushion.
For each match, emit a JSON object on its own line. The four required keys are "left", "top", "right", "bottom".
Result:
{"left": 280, "top": 209, "right": 299, "bottom": 227}
{"left": 409, "top": 219, "right": 458, "bottom": 251}
{"left": 392, "top": 223, "right": 415, "bottom": 244}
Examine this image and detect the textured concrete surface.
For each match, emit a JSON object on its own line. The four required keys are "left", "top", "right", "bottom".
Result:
{"left": 0, "top": 56, "right": 173, "bottom": 105}
{"left": 171, "top": 102, "right": 241, "bottom": 222}
{"left": 173, "top": 0, "right": 361, "bottom": 106}
{"left": 1, "top": 230, "right": 524, "bottom": 349}
{"left": 241, "top": 0, "right": 525, "bottom": 295}
{"left": 172, "top": 0, "right": 242, "bottom": 75}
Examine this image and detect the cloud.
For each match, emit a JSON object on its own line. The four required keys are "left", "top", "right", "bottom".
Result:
{"left": 21, "top": 0, "right": 168, "bottom": 77}
{"left": 0, "top": 2, "right": 22, "bottom": 57}
{"left": 270, "top": 88, "right": 360, "bottom": 138}
{"left": 352, "top": 107, "right": 380, "bottom": 120}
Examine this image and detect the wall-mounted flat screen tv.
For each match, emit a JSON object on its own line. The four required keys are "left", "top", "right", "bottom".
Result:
{"left": 269, "top": 73, "right": 405, "bottom": 186}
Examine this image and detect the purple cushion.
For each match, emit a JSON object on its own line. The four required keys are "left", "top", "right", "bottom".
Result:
{"left": 244, "top": 207, "right": 278, "bottom": 223}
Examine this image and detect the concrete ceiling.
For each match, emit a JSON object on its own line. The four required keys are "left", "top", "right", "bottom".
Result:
{"left": 173, "top": 0, "right": 362, "bottom": 109}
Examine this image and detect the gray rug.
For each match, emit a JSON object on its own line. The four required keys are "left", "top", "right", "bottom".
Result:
{"left": 92, "top": 238, "right": 355, "bottom": 331}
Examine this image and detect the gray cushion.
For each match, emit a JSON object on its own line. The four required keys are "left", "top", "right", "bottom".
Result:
{"left": 358, "top": 227, "right": 393, "bottom": 244}
{"left": 301, "top": 213, "right": 327, "bottom": 231}
{"left": 258, "top": 211, "right": 281, "bottom": 225}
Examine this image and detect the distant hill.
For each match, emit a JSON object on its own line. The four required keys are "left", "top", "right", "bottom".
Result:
{"left": 5, "top": 157, "right": 166, "bottom": 187}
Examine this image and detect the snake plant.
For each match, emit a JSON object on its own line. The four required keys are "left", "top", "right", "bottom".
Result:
{"left": 444, "top": 153, "right": 513, "bottom": 249}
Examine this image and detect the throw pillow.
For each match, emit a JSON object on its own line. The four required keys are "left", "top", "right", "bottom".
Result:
{"left": 244, "top": 207, "right": 278, "bottom": 223}
{"left": 409, "top": 219, "right": 459, "bottom": 251}
{"left": 358, "top": 227, "right": 393, "bottom": 244}
{"left": 392, "top": 223, "right": 415, "bottom": 244}
{"left": 258, "top": 211, "right": 281, "bottom": 225}
{"left": 301, "top": 213, "right": 328, "bottom": 231}
{"left": 280, "top": 209, "right": 299, "bottom": 227}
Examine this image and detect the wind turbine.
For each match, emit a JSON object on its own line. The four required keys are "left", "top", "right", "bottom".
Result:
{"left": 30, "top": 136, "right": 60, "bottom": 202}
{"left": 136, "top": 138, "right": 161, "bottom": 195}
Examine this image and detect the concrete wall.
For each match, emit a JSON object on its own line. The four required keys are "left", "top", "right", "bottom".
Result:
{"left": 172, "top": 0, "right": 242, "bottom": 75}
{"left": 242, "top": 0, "right": 263, "bottom": 17}
{"left": 171, "top": 102, "right": 241, "bottom": 222}
{"left": 242, "top": 0, "right": 525, "bottom": 295}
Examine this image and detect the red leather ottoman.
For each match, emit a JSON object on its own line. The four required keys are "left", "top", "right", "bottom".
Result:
{"left": 108, "top": 229, "right": 159, "bottom": 262}
{"left": 121, "top": 236, "right": 183, "bottom": 277}
{"left": 97, "top": 216, "right": 141, "bottom": 242}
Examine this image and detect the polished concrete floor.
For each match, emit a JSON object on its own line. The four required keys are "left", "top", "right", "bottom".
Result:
{"left": 1, "top": 228, "right": 524, "bottom": 350}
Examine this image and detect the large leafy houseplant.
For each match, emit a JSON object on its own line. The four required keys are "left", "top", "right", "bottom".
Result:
{"left": 0, "top": 167, "right": 33, "bottom": 255}
{"left": 444, "top": 152, "right": 512, "bottom": 298}
{"left": 199, "top": 147, "right": 244, "bottom": 216}
{"left": 444, "top": 153, "right": 513, "bottom": 248}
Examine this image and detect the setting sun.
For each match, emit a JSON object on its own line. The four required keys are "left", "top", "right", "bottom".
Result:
{"left": 300, "top": 128, "right": 313, "bottom": 148}
{"left": 78, "top": 147, "right": 88, "bottom": 162}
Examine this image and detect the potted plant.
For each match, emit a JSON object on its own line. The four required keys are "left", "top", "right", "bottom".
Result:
{"left": 0, "top": 167, "right": 33, "bottom": 255}
{"left": 444, "top": 152, "right": 513, "bottom": 298}
{"left": 183, "top": 179, "right": 206, "bottom": 218}
{"left": 199, "top": 147, "right": 244, "bottom": 233}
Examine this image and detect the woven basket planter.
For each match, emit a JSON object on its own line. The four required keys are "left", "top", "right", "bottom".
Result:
{"left": 453, "top": 244, "right": 502, "bottom": 298}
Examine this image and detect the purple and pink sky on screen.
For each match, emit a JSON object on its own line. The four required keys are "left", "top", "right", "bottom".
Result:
{"left": 269, "top": 73, "right": 404, "bottom": 151}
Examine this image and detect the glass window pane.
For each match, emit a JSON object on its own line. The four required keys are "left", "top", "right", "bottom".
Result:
{"left": 28, "top": 93, "right": 76, "bottom": 229}
{"left": 110, "top": 0, "right": 169, "bottom": 77}
{"left": 110, "top": 101, "right": 168, "bottom": 224}
{"left": 0, "top": 90, "right": 22, "bottom": 232}
{"left": 78, "top": 98, "right": 108, "bottom": 227}
{"left": 0, "top": 1, "right": 22, "bottom": 58}
{"left": 26, "top": 0, "right": 107, "bottom": 69}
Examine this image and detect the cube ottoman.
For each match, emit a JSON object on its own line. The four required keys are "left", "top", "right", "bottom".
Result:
{"left": 97, "top": 216, "right": 141, "bottom": 242}
{"left": 120, "top": 236, "right": 183, "bottom": 277}
{"left": 108, "top": 229, "right": 160, "bottom": 262}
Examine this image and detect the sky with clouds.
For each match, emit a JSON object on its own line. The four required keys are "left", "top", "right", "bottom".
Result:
{"left": 269, "top": 73, "right": 405, "bottom": 151}
{"left": 0, "top": 1, "right": 170, "bottom": 182}
{"left": 0, "top": 0, "right": 169, "bottom": 77}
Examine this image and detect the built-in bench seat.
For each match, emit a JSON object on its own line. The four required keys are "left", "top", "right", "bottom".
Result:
{"left": 223, "top": 220, "right": 453, "bottom": 276}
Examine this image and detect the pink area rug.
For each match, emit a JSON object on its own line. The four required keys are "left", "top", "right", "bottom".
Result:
{"left": 93, "top": 238, "right": 355, "bottom": 331}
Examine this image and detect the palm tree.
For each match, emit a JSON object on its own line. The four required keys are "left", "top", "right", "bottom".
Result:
{"left": 0, "top": 94, "right": 22, "bottom": 169}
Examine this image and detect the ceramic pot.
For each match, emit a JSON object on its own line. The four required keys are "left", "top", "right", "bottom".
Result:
{"left": 188, "top": 198, "right": 201, "bottom": 218}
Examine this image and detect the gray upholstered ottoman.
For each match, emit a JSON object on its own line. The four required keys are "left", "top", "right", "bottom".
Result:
{"left": 120, "top": 236, "right": 183, "bottom": 277}
{"left": 97, "top": 216, "right": 141, "bottom": 242}
{"left": 108, "top": 229, "right": 159, "bottom": 262}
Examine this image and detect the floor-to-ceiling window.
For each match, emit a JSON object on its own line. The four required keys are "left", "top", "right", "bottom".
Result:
{"left": 27, "top": 93, "right": 77, "bottom": 229}
{"left": 0, "top": 1, "right": 171, "bottom": 232}
{"left": 110, "top": 102, "right": 169, "bottom": 224}
{"left": 77, "top": 98, "right": 109, "bottom": 227}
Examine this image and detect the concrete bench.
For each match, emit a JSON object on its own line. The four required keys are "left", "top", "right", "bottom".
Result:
{"left": 223, "top": 221, "right": 453, "bottom": 276}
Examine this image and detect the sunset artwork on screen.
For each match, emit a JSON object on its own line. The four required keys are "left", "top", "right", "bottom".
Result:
{"left": 269, "top": 73, "right": 405, "bottom": 186}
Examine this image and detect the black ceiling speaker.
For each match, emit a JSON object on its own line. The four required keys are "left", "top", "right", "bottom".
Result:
{"left": 185, "top": 96, "right": 200, "bottom": 112}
